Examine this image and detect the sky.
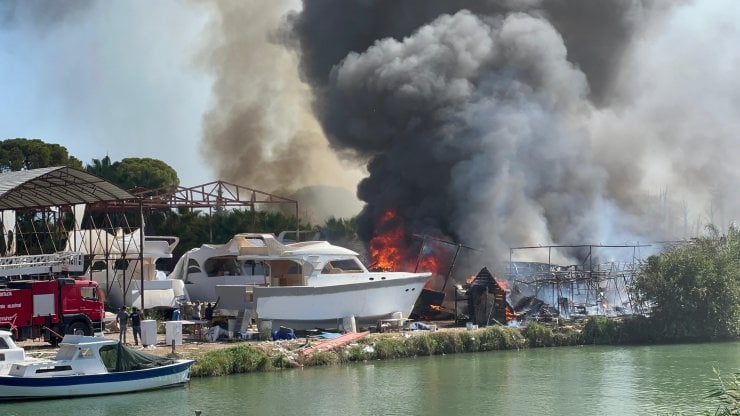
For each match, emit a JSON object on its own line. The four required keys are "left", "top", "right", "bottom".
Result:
{"left": 2, "top": 0, "right": 740, "bottom": 263}
{"left": 0, "top": 0, "right": 366, "bottom": 223}
{"left": 0, "top": 1, "right": 215, "bottom": 187}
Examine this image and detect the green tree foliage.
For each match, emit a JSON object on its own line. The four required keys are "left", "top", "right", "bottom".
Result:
{"left": 86, "top": 156, "right": 179, "bottom": 190}
{"left": 320, "top": 216, "right": 357, "bottom": 241}
{"left": 0, "top": 138, "right": 83, "bottom": 172}
{"left": 633, "top": 224, "right": 740, "bottom": 341}
{"left": 86, "top": 155, "right": 116, "bottom": 182}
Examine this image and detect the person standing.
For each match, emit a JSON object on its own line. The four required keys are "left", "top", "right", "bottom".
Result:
{"left": 116, "top": 306, "right": 129, "bottom": 344}
{"left": 204, "top": 302, "right": 213, "bottom": 322}
{"left": 130, "top": 307, "right": 142, "bottom": 346}
{"left": 192, "top": 301, "right": 201, "bottom": 321}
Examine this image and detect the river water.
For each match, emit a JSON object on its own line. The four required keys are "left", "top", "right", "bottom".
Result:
{"left": 4, "top": 341, "right": 738, "bottom": 416}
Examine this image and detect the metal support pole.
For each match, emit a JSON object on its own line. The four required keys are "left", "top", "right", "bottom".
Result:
{"left": 139, "top": 201, "right": 145, "bottom": 312}
{"left": 295, "top": 202, "right": 300, "bottom": 241}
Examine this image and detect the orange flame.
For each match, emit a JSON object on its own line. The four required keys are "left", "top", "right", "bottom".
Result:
{"left": 369, "top": 210, "right": 410, "bottom": 271}
{"left": 369, "top": 210, "right": 448, "bottom": 275}
{"left": 505, "top": 306, "right": 515, "bottom": 322}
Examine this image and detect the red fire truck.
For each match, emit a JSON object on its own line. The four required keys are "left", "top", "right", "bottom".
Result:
{"left": 0, "top": 278, "right": 104, "bottom": 344}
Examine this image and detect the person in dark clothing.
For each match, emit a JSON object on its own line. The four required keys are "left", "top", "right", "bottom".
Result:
{"left": 204, "top": 302, "right": 214, "bottom": 322}
{"left": 130, "top": 307, "right": 142, "bottom": 346}
{"left": 116, "top": 306, "right": 129, "bottom": 344}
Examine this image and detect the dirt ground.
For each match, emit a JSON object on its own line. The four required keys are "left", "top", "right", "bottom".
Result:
{"left": 17, "top": 327, "right": 243, "bottom": 359}
{"left": 16, "top": 320, "right": 465, "bottom": 360}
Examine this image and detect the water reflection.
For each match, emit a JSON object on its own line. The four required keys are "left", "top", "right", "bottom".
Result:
{"left": 4, "top": 342, "right": 738, "bottom": 416}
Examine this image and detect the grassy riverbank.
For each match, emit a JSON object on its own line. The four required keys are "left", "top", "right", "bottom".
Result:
{"left": 179, "top": 317, "right": 738, "bottom": 414}
{"left": 186, "top": 322, "right": 577, "bottom": 377}
{"left": 183, "top": 316, "right": 738, "bottom": 378}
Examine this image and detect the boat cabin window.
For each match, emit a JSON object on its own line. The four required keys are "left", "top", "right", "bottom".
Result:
{"left": 114, "top": 259, "right": 129, "bottom": 270}
{"left": 267, "top": 260, "right": 303, "bottom": 286}
{"left": 0, "top": 338, "right": 8, "bottom": 349}
{"left": 35, "top": 365, "right": 73, "bottom": 373}
{"left": 56, "top": 345, "right": 77, "bottom": 360}
{"left": 187, "top": 259, "right": 202, "bottom": 274}
{"left": 204, "top": 257, "right": 242, "bottom": 277}
{"left": 81, "top": 286, "right": 98, "bottom": 301}
{"left": 91, "top": 260, "right": 107, "bottom": 271}
{"left": 242, "top": 260, "right": 266, "bottom": 276}
{"left": 79, "top": 347, "right": 95, "bottom": 359}
{"left": 99, "top": 345, "right": 118, "bottom": 372}
{"left": 321, "top": 259, "right": 363, "bottom": 274}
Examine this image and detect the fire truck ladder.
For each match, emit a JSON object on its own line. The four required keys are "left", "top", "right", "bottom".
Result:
{"left": 0, "top": 252, "right": 84, "bottom": 278}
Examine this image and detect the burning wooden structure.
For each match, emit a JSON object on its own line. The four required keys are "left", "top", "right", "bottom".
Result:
{"left": 465, "top": 267, "right": 514, "bottom": 326}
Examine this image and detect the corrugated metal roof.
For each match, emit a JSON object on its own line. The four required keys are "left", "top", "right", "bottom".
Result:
{"left": 0, "top": 166, "right": 135, "bottom": 210}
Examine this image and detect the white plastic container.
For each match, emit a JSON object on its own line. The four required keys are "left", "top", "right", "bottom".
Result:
{"left": 165, "top": 321, "right": 183, "bottom": 346}
{"left": 140, "top": 320, "right": 157, "bottom": 347}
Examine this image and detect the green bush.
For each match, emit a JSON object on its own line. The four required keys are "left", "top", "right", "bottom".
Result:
{"left": 615, "top": 315, "right": 658, "bottom": 344}
{"left": 372, "top": 337, "right": 408, "bottom": 360}
{"left": 581, "top": 316, "right": 619, "bottom": 344}
{"left": 475, "top": 326, "right": 526, "bottom": 350}
{"left": 706, "top": 369, "right": 739, "bottom": 415}
{"left": 191, "top": 350, "right": 233, "bottom": 377}
{"left": 460, "top": 331, "right": 481, "bottom": 352}
{"left": 633, "top": 225, "right": 740, "bottom": 341}
{"left": 228, "top": 345, "right": 272, "bottom": 373}
{"left": 305, "top": 350, "right": 341, "bottom": 366}
{"left": 522, "top": 322, "right": 555, "bottom": 347}
{"left": 404, "top": 333, "right": 437, "bottom": 356}
{"left": 191, "top": 344, "right": 272, "bottom": 377}
{"left": 429, "top": 331, "right": 464, "bottom": 354}
{"left": 552, "top": 328, "right": 581, "bottom": 346}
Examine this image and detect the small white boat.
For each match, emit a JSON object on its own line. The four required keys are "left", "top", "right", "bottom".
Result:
{"left": 0, "top": 330, "right": 35, "bottom": 376}
{"left": 0, "top": 335, "right": 193, "bottom": 400}
{"left": 169, "top": 233, "right": 432, "bottom": 330}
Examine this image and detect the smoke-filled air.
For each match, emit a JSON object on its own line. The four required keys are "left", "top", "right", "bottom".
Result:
{"left": 199, "top": 0, "right": 740, "bottom": 267}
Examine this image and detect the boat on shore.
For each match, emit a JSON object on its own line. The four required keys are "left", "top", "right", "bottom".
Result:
{"left": 67, "top": 229, "right": 187, "bottom": 310}
{"left": 0, "top": 330, "right": 37, "bottom": 375}
{"left": 0, "top": 335, "right": 193, "bottom": 400}
{"left": 169, "top": 233, "right": 431, "bottom": 330}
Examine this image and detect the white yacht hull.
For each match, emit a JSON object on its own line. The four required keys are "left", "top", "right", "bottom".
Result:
{"left": 96, "top": 278, "right": 187, "bottom": 310}
{"left": 251, "top": 274, "right": 429, "bottom": 329}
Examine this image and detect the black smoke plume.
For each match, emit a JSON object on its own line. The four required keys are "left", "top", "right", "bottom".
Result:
{"left": 282, "top": 0, "right": 740, "bottom": 266}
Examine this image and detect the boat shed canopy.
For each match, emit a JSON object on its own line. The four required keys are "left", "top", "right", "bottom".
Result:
{"left": 0, "top": 166, "right": 135, "bottom": 210}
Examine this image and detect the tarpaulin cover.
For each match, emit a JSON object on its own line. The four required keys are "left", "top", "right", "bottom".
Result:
{"left": 100, "top": 342, "right": 175, "bottom": 372}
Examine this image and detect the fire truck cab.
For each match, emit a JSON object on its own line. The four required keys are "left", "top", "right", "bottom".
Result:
{"left": 0, "top": 278, "right": 104, "bottom": 344}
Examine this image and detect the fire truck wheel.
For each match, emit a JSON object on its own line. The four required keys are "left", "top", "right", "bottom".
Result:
{"left": 67, "top": 321, "right": 91, "bottom": 336}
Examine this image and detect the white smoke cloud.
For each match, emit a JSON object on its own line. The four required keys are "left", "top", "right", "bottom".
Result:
{"left": 198, "top": 0, "right": 364, "bottom": 202}
{"left": 590, "top": 0, "right": 740, "bottom": 236}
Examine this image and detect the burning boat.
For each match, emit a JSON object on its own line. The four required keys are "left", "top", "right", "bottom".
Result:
{"left": 169, "top": 233, "right": 431, "bottom": 330}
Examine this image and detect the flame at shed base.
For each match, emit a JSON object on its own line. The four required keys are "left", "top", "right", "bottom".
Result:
{"left": 368, "top": 210, "right": 448, "bottom": 276}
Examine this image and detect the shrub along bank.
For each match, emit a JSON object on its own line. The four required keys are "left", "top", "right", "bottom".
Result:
{"left": 188, "top": 314, "right": 740, "bottom": 378}
{"left": 189, "top": 324, "right": 565, "bottom": 377}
